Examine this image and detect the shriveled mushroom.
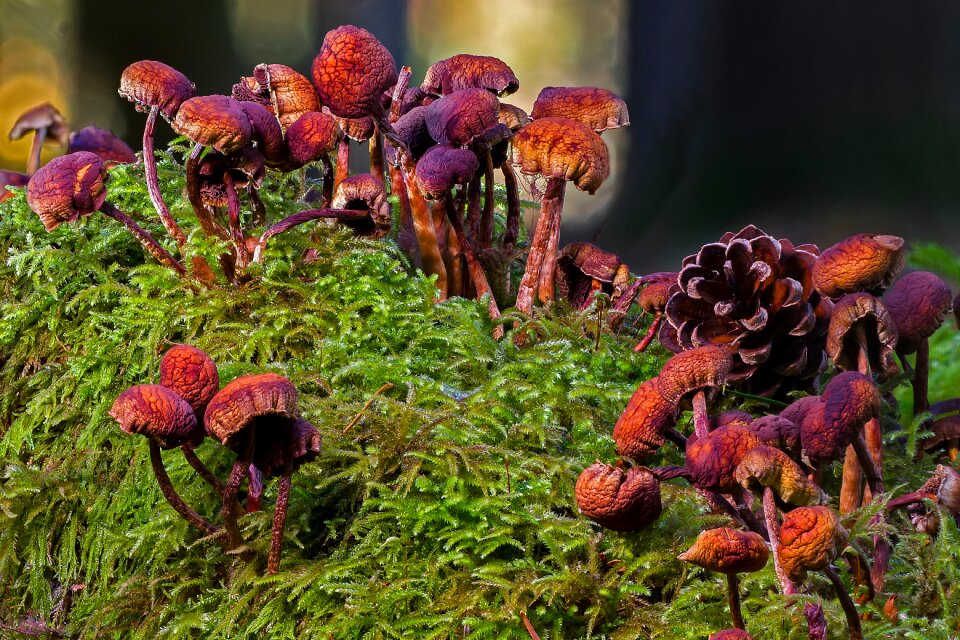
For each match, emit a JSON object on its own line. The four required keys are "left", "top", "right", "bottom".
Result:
{"left": 633, "top": 273, "right": 677, "bottom": 353}
{"left": 232, "top": 63, "right": 320, "bottom": 131}
{"left": 612, "top": 378, "right": 679, "bottom": 461}
{"left": 66, "top": 126, "right": 136, "bottom": 166}
{"left": 657, "top": 345, "right": 733, "bottom": 439}
{"left": 422, "top": 54, "right": 519, "bottom": 97}
{"left": 530, "top": 86, "right": 630, "bottom": 134}
{"left": 685, "top": 425, "right": 762, "bottom": 494}
{"left": 574, "top": 462, "right": 661, "bottom": 531}
{"left": 555, "top": 242, "right": 631, "bottom": 311}
{"left": 8, "top": 102, "right": 69, "bottom": 175}
{"left": 812, "top": 233, "right": 905, "bottom": 299}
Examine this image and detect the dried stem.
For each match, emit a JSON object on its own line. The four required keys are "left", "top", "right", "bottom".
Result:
{"left": 222, "top": 432, "right": 255, "bottom": 552}
{"left": 267, "top": 463, "right": 293, "bottom": 575}
{"left": 515, "top": 178, "right": 565, "bottom": 315}
{"left": 519, "top": 611, "right": 541, "bottom": 640}
{"left": 247, "top": 465, "right": 264, "bottom": 512}
{"left": 839, "top": 445, "right": 863, "bottom": 514}
{"left": 320, "top": 154, "right": 335, "bottom": 207}
{"left": 252, "top": 208, "right": 368, "bottom": 262}
{"left": 727, "top": 573, "right": 745, "bottom": 629}
{"left": 223, "top": 172, "right": 248, "bottom": 271}
{"left": 98, "top": 202, "right": 187, "bottom": 276}
{"left": 691, "top": 390, "right": 710, "bottom": 439}
{"left": 536, "top": 205, "right": 562, "bottom": 304}
{"left": 142, "top": 106, "right": 189, "bottom": 249}
{"left": 764, "top": 486, "right": 798, "bottom": 595}
{"left": 149, "top": 440, "right": 218, "bottom": 536}
{"left": 803, "top": 602, "right": 827, "bottom": 640}
{"left": 181, "top": 446, "right": 224, "bottom": 496}
{"left": 403, "top": 168, "right": 448, "bottom": 299}
{"left": 334, "top": 137, "right": 349, "bottom": 191}
{"left": 822, "top": 565, "right": 864, "bottom": 640}
{"left": 389, "top": 66, "right": 412, "bottom": 124}
{"left": 480, "top": 152, "right": 495, "bottom": 247}
{"left": 389, "top": 163, "right": 419, "bottom": 264}
{"left": 466, "top": 171, "right": 482, "bottom": 240}
{"left": 500, "top": 162, "right": 521, "bottom": 252}
{"left": 248, "top": 185, "right": 266, "bottom": 227}
{"left": 445, "top": 192, "right": 503, "bottom": 338}
{"left": 26, "top": 126, "right": 47, "bottom": 176}
{"left": 634, "top": 313, "right": 663, "bottom": 352}
{"left": 369, "top": 129, "right": 385, "bottom": 185}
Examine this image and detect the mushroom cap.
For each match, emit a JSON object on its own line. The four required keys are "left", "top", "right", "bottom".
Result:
{"left": 685, "top": 425, "right": 763, "bottom": 492}
{"left": 423, "top": 88, "right": 500, "bottom": 147}
{"left": 66, "top": 126, "right": 136, "bottom": 166}
{"left": 238, "top": 101, "right": 286, "bottom": 164}
{"left": 821, "top": 370, "right": 881, "bottom": 433}
{"left": 735, "top": 445, "right": 827, "bottom": 506}
{"left": 916, "top": 415, "right": 960, "bottom": 458}
{"left": 422, "top": 53, "right": 519, "bottom": 97}
{"left": 709, "top": 631, "right": 755, "bottom": 640}
{"left": 336, "top": 115, "right": 375, "bottom": 142}
{"left": 253, "top": 63, "right": 320, "bottom": 130}
{"left": 393, "top": 105, "right": 435, "bottom": 163}
{"left": 9, "top": 102, "right": 70, "bottom": 145}
{"left": 158, "top": 344, "right": 219, "bottom": 417}
{"left": 826, "top": 293, "right": 897, "bottom": 372}
{"left": 172, "top": 95, "right": 253, "bottom": 154}
{"left": 311, "top": 25, "right": 398, "bottom": 119}
{"left": 677, "top": 527, "right": 769, "bottom": 574}
{"left": 780, "top": 395, "right": 822, "bottom": 428}
{"left": 711, "top": 410, "right": 754, "bottom": 431}
{"left": 414, "top": 144, "right": 479, "bottom": 199}
{"left": 812, "top": 233, "right": 905, "bottom": 298}
{"left": 748, "top": 415, "right": 802, "bottom": 458}
{"left": 196, "top": 148, "right": 266, "bottom": 208}
{"left": 511, "top": 117, "right": 610, "bottom": 194}
{"left": 556, "top": 242, "right": 629, "bottom": 310}
{"left": 498, "top": 102, "right": 531, "bottom": 132}
{"left": 574, "top": 462, "right": 662, "bottom": 531}
{"left": 638, "top": 280, "right": 675, "bottom": 314}
{"left": 285, "top": 111, "right": 338, "bottom": 166}
{"left": 110, "top": 384, "right": 200, "bottom": 449}
{"left": 779, "top": 506, "right": 848, "bottom": 582}
{"left": 0, "top": 170, "right": 29, "bottom": 203}
{"left": 612, "top": 378, "right": 677, "bottom": 460}
{"left": 331, "top": 173, "right": 391, "bottom": 238}
{"left": 531, "top": 86, "right": 630, "bottom": 133}
{"left": 203, "top": 372, "right": 299, "bottom": 449}
{"left": 883, "top": 271, "right": 952, "bottom": 354}
{"left": 26, "top": 151, "right": 107, "bottom": 231}
{"left": 657, "top": 345, "right": 733, "bottom": 405}
{"left": 118, "top": 60, "right": 196, "bottom": 120}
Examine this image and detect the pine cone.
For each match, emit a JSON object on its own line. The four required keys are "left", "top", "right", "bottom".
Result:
{"left": 660, "top": 225, "right": 829, "bottom": 397}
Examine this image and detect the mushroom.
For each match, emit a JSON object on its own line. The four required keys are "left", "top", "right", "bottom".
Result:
{"left": 657, "top": 345, "right": 733, "bottom": 439}
{"left": 747, "top": 415, "right": 802, "bottom": 459}
{"left": 421, "top": 54, "right": 519, "bottom": 97}
{"left": 530, "top": 86, "right": 630, "bottom": 134}
{"left": 612, "top": 377, "right": 679, "bottom": 461}
{"left": 633, "top": 273, "right": 677, "bottom": 352}
{"left": 685, "top": 425, "right": 762, "bottom": 494}
{"left": 26, "top": 152, "right": 186, "bottom": 276}
{"left": 887, "top": 464, "right": 960, "bottom": 534}
{"left": 232, "top": 63, "right": 320, "bottom": 131}
{"left": 915, "top": 414, "right": 960, "bottom": 462}
{"left": 66, "top": 126, "right": 136, "bottom": 166}
{"left": 677, "top": 527, "right": 768, "bottom": 629}
{"left": 8, "top": 102, "right": 69, "bottom": 175}
{"left": 281, "top": 110, "right": 339, "bottom": 203}
{"left": 0, "top": 170, "right": 29, "bottom": 204}
{"left": 574, "top": 462, "right": 662, "bottom": 531}
{"left": 555, "top": 242, "right": 631, "bottom": 311}
{"left": 812, "top": 233, "right": 905, "bottom": 299}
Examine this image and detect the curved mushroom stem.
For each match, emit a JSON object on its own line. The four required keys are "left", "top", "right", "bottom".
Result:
{"left": 247, "top": 185, "right": 266, "bottom": 228}
{"left": 389, "top": 163, "right": 420, "bottom": 265}
{"left": 839, "top": 445, "right": 863, "bottom": 514}
{"left": 886, "top": 490, "right": 938, "bottom": 511}
{"left": 480, "top": 152, "right": 496, "bottom": 248}
{"left": 320, "top": 154, "right": 335, "bottom": 208}
{"left": 223, "top": 172, "right": 249, "bottom": 271}
{"left": 442, "top": 202, "right": 463, "bottom": 298}
{"left": 221, "top": 433, "right": 255, "bottom": 553}
{"left": 691, "top": 390, "right": 710, "bottom": 440}
{"left": 763, "top": 486, "right": 798, "bottom": 595}
{"left": 726, "top": 573, "right": 745, "bottom": 630}
{"left": 389, "top": 66, "right": 412, "bottom": 124}
{"left": 149, "top": 441, "right": 218, "bottom": 536}
{"left": 665, "top": 427, "right": 688, "bottom": 449}
{"left": 822, "top": 565, "right": 864, "bottom": 640}
{"left": 98, "top": 202, "right": 187, "bottom": 276}
{"left": 403, "top": 167, "right": 448, "bottom": 299}
{"left": 180, "top": 446, "right": 224, "bottom": 496}
{"left": 334, "top": 136, "right": 350, "bottom": 191}
{"left": 445, "top": 192, "right": 503, "bottom": 338}
{"left": 515, "top": 177, "right": 565, "bottom": 315}
{"left": 466, "top": 170, "right": 483, "bottom": 240}
{"left": 500, "top": 162, "right": 521, "bottom": 252}
{"left": 142, "top": 106, "right": 189, "bottom": 250}
{"left": 651, "top": 465, "right": 691, "bottom": 482}
{"left": 267, "top": 462, "right": 294, "bottom": 575}
{"left": 185, "top": 143, "right": 236, "bottom": 284}
{"left": 634, "top": 313, "right": 663, "bottom": 353}
{"left": 26, "top": 126, "right": 47, "bottom": 176}
{"left": 251, "top": 208, "right": 369, "bottom": 263}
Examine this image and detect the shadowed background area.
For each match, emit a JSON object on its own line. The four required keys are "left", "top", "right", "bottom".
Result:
{"left": 2, "top": 0, "right": 958, "bottom": 271}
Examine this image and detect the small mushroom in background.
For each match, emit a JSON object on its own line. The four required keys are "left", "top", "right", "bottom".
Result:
{"left": 915, "top": 414, "right": 960, "bottom": 462}
{"left": 812, "top": 233, "right": 905, "bottom": 299}
{"left": 555, "top": 242, "right": 631, "bottom": 312}
{"left": 0, "top": 170, "right": 29, "bottom": 204}
{"left": 677, "top": 527, "right": 768, "bottom": 630}
{"left": 8, "top": 102, "right": 70, "bottom": 175}
{"left": 633, "top": 272, "right": 677, "bottom": 353}
{"left": 574, "top": 462, "right": 662, "bottom": 531}
{"left": 887, "top": 464, "right": 960, "bottom": 535}
{"left": 66, "top": 126, "right": 136, "bottom": 166}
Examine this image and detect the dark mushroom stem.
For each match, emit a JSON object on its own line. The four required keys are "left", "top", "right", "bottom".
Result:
{"left": 445, "top": 192, "right": 503, "bottom": 338}
{"left": 466, "top": 171, "right": 483, "bottom": 241}
{"left": 267, "top": 461, "right": 294, "bottom": 575}
{"left": 181, "top": 446, "right": 225, "bottom": 496}
{"left": 480, "top": 153, "right": 496, "bottom": 247}
{"left": 141, "top": 106, "right": 189, "bottom": 250}
{"left": 251, "top": 208, "right": 369, "bottom": 262}
{"left": 516, "top": 177, "right": 565, "bottom": 314}
{"left": 149, "top": 440, "right": 218, "bottom": 536}
{"left": 185, "top": 143, "right": 236, "bottom": 284}
{"left": 727, "top": 573, "right": 745, "bottom": 630}
{"left": 320, "top": 155, "right": 335, "bottom": 207}
{"left": 369, "top": 127, "right": 386, "bottom": 185}
{"left": 763, "top": 486, "right": 798, "bottom": 595}
{"left": 334, "top": 135, "right": 350, "bottom": 191}
{"left": 822, "top": 565, "right": 864, "bottom": 640}
{"left": 223, "top": 172, "right": 249, "bottom": 271}
{"left": 634, "top": 312, "right": 663, "bottom": 353}
{"left": 98, "top": 202, "right": 187, "bottom": 276}
{"left": 403, "top": 167, "right": 448, "bottom": 299}
{"left": 221, "top": 433, "right": 255, "bottom": 552}
{"left": 500, "top": 161, "right": 521, "bottom": 252}
{"left": 389, "top": 66, "right": 412, "bottom": 124}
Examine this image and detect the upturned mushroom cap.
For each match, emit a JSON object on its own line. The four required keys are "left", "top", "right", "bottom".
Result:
{"left": 574, "top": 462, "right": 662, "bottom": 531}
{"left": 498, "top": 103, "right": 531, "bottom": 132}
{"left": 311, "top": 25, "right": 398, "bottom": 119}
{"left": 26, "top": 151, "right": 107, "bottom": 231}
{"left": 172, "top": 95, "right": 253, "bottom": 154}
{"left": 531, "top": 86, "right": 630, "bottom": 133}
{"left": 748, "top": 415, "right": 801, "bottom": 458}
{"left": 556, "top": 242, "right": 629, "bottom": 310}
{"left": 233, "top": 63, "right": 320, "bottom": 130}
{"left": 203, "top": 372, "right": 299, "bottom": 448}
{"left": 158, "top": 345, "right": 219, "bottom": 417}
{"left": 414, "top": 145, "right": 479, "bottom": 200}
{"left": 511, "top": 117, "right": 610, "bottom": 194}
{"left": 883, "top": 271, "right": 952, "bottom": 354}
{"left": 686, "top": 425, "right": 763, "bottom": 492}
{"left": 812, "top": 233, "right": 905, "bottom": 298}
{"left": 779, "top": 506, "right": 848, "bottom": 582}
{"left": 422, "top": 54, "right": 519, "bottom": 97}
{"left": 612, "top": 378, "right": 677, "bottom": 460}
{"left": 423, "top": 88, "right": 500, "bottom": 147}
{"left": 331, "top": 173, "right": 391, "bottom": 238}
{"left": 709, "top": 630, "right": 755, "bottom": 640}
{"left": 66, "top": 126, "right": 136, "bottom": 166}
{"left": 118, "top": 60, "right": 196, "bottom": 120}
{"left": 826, "top": 293, "right": 898, "bottom": 372}
{"left": 285, "top": 111, "right": 338, "bottom": 167}
{"left": 677, "top": 527, "right": 769, "bottom": 574}
{"left": 8, "top": 102, "right": 70, "bottom": 145}
{"left": 0, "top": 170, "right": 29, "bottom": 203}
{"left": 735, "top": 445, "right": 827, "bottom": 506}
{"left": 110, "top": 384, "right": 201, "bottom": 449}
{"left": 657, "top": 345, "right": 733, "bottom": 405}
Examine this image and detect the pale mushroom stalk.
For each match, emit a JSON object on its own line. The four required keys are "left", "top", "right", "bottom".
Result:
{"left": 515, "top": 178, "right": 565, "bottom": 314}
{"left": 267, "top": 460, "right": 294, "bottom": 575}
{"left": 822, "top": 565, "right": 864, "bottom": 640}
{"left": 334, "top": 136, "right": 350, "bottom": 191}
{"left": 763, "top": 486, "right": 797, "bottom": 595}
{"left": 403, "top": 167, "right": 448, "bottom": 299}
{"left": 98, "top": 202, "right": 187, "bottom": 276}
{"left": 692, "top": 390, "right": 711, "bottom": 439}
{"left": 142, "top": 106, "right": 189, "bottom": 249}
{"left": 251, "top": 208, "right": 369, "bottom": 262}
{"left": 149, "top": 440, "right": 219, "bottom": 536}
{"left": 536, "top": 206, "right": 562, "bottom": 304}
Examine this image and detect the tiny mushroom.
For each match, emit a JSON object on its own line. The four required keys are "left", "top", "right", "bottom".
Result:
{"left": 8, "top": 102, "right": 70, "bottom": 175}
{"left": 633, "top": 273, "right": 677, "bottom": 352}
{"left": 0, "top": 170, "right": 29, "bottom": 203}
{"left": 555, "top": 242, "right": 631, "bottom": 311}
{"left": 66, "top": 126, "right": 136, "bottom": 166}
{"left": 574, "top": 462, "right": 662, "bottom": 531}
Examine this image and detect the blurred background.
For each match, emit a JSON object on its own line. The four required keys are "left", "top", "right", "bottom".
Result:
{"left": 2, "top": 0, "right": 959, "bottom": 271}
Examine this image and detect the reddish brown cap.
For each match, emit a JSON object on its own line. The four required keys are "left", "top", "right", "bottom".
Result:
{"left": 238, "top": 101, "right": 286, "bottom": 164}
{"left": 8, "top": 102, "right": 70, "bottom": 145}
{"left": 779, "top": 506, "right": 848, "bottom": 581}
{"left": 916, "top": 415, "right": 960, "bottom": 459}
{"left": 422, "top": 54, "right": 519, "bottom": 97}
{"left": 498, "top": 102, "right": 531, "bottom": 132}
{"left": 826, "top": 293, "right": 897, "bottom": 372}
{"left": 735, "top": 444, "right": 826, "bottom": 506}
{"left": 677, "top": 527, "right": 769, "bottom": 574}
{"left": 414, "top": 144, "right": 479, "bottom": 200}
{"left": 253, "top": 417, "right": 322, "bottom": 477}
{"left": 285, "top": 111, "right": 338, "bottom": 167}
{"left": 311, "top": 25, "right": 398, "bottom": 119}
{"left": 203, "top": 372, "right": 299, "bottom": 448}
{"left": 26, "top": 151, "right": 107, "bottom": 231}
{"left": 511, "top": 117, "right": 609, "bottom": 194}
{"left": 0, "top": 170, "right": 29, "bottom": 203}
{"left": 612, "top": 378, "right": 677, "bottom": 460}
{"left": 780, "top": 395, "right": 822, "bottom": 428}
{"left": 574, "top": 462, "right": 661, "bottom": 531}
{"left": 66, "top": 126, "right": 136, "bottom": 166}
{"left": 393, "top": 105, "right": 436, "bottom": 163}
{"left": 748, "top": 415, "right": 801, "bottom": 458}
{"left": 159, "top": 345, "right": 219, "bottom": 418}
{"left": 336, "top": 115, "right": 375, "bottom": 142}
{"left": 883, "top": 271, "right": 952, "bottom": 354}
{"left": 685, "top": 425, "right": 763, "bottom": 492}
{"left": 172, "top": 95, "right": 253, "bottom": 154}
{"left": 555, "top": 242, "right": 630, "bottom": 310}
{"left": 331, "top": 173, "right": 391, "bottom": 238}
{"left": 423, "top": 88, "right": 500, "bottom": 147}
{"left": 531, "top": 86, "right": 630, "bottom": 133}
{"left": 196, "top": 147, "right": 266, "bottom": 207}
{"left": 657, "top": 345, "right": 733, "bottom": 405}
{"left": 234, "top": 63, "right": 320, "bottom": 130}
{"left": 638, "top": 279, "right": 675, "bottom": 314}
{"left": 821, "top": 371, "right": 881, "bottom": 432}
{"left": 711, "top": 410, "right": 754, "bottom": 431}
{"left": 110, "top": 384, "right": 200, "bottom": 449}
{"left": 118, "top": 60, "right": 196, "bottom": 120}
{"left": 812, "top": 233, "right": 905, "bottom": 298}
{"left": 709, "top": 631, "right": 754, "bottom": 640}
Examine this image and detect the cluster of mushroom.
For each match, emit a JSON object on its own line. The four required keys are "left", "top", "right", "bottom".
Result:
{"left": 109, "top": 345, "right": 320, "bottom": 574}
{"left": 576, "top": 227, "right": 958, "bottom": 639}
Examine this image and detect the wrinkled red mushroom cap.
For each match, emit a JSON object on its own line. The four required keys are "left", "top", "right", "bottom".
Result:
{"left": 574, "top": 462, "right": 661, "bottom": 531}
{"left": 311, "top": 25, "right": 398, "bottom": 119}
{"left": 677, "top": 527, "right": 769, "bottom": 574}
{"left": 812, "top": 233, "right": 905, "bottom": 298}
{"left": 826, "top": 293, "right": 897, "bottom": 372}
{"left": 685, "top": 425, "right": 763, "bottom": 492}
{"left": 26, "top": 151, "right": 107, "bottom": 231}
{"left": 657, "top": 345, "right": 733, "bottom": 405}
{"left": 511, "top": 117, "right": 610, "bottom": 194}
{"left": 285, "top": 111, "right": 338, "bottom": 166}
{"left": 422, "top": 53, "right": 519, "bottom": 97}
{"left": 735, "top": 445, "right": 826, "bottom": 506}
{"left": 612, "top": 378, "right": 677, "bottom": 460}
{"left": 110, "top": 384, "right": 200, "bottom": 449}
{"left": 638, "top": 280, "right": 675, "bottom": 314}
{"left": 240, "top": 63, "right": 320, "bottom": 130}
{"left": 203, "top": 372, "right": 299, "bottom": 448}
{"left": 883, "top": 271, "right": 952, "bottom": 354}
{"left": 331, "top": 173, "right": 391, "bottom": 238}
{"left": 498, "top": 102, "right": 531, "bottom": 132}
{"left": 822, "top": 370, "right": 881, "bottom": 431}
{"left": 172, "top": 95, "right": 253, "bottom": 154}
{"left": 531, "top": 86, "right": 630, "bottom": 133}
{"left": 66, "top": 126, "right": 137, "bottom": 166}
{"left": 8, "top": 102, "right": 70, "bottom": 145}
{"left": 414, "top": 144, "right": 479, "bottom": 199}
{"left": 748, "top": 414, "right": 801, "bottom": 458}
{"left": 423, "top": 88, "right": 500, "bottom": 147}
{"left": 556, "top": 242, "right": 630, "bottom": 310}
{"left": 159, "top": 344, "right": 219, "bottom": 417}
{"left": 118, "top": 60, "right": 196, "bottom": 121}
{"left": 779, "top": 506, "right": 848, "bottom": 581}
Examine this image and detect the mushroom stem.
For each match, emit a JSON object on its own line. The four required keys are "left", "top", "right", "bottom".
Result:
{"left": 665, "top": 427, "right": 688, "bottom": 449}
{"left": 886, "top": 491, "right": 938, "bottom": 511}
{"left": 691, "top": 390, "right": 710, "bottom": 440}
{"left": 822, "top": 565, "right": 864, "bottom": 640}
{"left": 184, "top": 144, "right": 230, "bottom": 241}
{"left": 634, "top": 313, "right": 663, "bottom": 353}
{"left": 480, "top": 152, "right": 495, "bottom": 248}
{"left": 142, "top": 106, "right": 189, "bottom": 250}
{"left": 320, "top": 155, "right": 335, "bottom": 207}
{"left": 443, "top": 202, "right": 463, "bottom": 298}
{"left": 500, "top": 162, "right": 521, "bottom": 252}
{"left": 913, "top": 338, "right": 930, "bottom": 416}
{"left": 149, "top": 441, "right": 218, "bottom": 536}
{"left": 98, "top": 202, "right": 188, "bottom": 276}
{"left": 445, "top": 192, "right": 503, "bottom": 338}
{"left": 247, "top": 464, "right": 264, "bottom": 512}
{"left": 248, "top": 185, "right": 266, "bottom": 227}
{"left": 389, "top": 163, "right": 420, "bottom": 264}
{"left": 803, "top": 602, "right": 828, "bottom": 640}
{"left": 651, "top": 465, "right": 692, "bottom": 482}
{"left": 181, "top": 446, "right": 225, "bottom": 496}
{"left": 403, "top": 167, "right": 448, "bottom": 299}
{"left": 763, "top": 486, "right": 798, "bottom": 595}
{"left": 223, "top": 172, "right": 249, "bottom": 271}
{"left": 466, "top": 170, "right": 482, "bottom": 240}
{"left": 389, "top": 66, "right": 412, "bottom": 124}
{"left": 267, "top": 463, "right": 293, "bottom": 575}
{"left": 839, "top": 445, "right": 863, "bottom": 514}
{"left": 852, "top": 428, "right": 891, "bottom": 591}
{"left": 26, "top": 126, "right": 47, "bottom": 176}
{"left": 334, "top": 137, "right": 349, "bottom": 191}
{"left": 252, "top": 208, "right": 369, "bottom": 262}
{"left": 697, "top": 488, "right": 747, "bottom": 528}
{"left": 536, "top": 203, "right": 562, "bottom": 304}
{"left": 369, "top": 128, "right": 385, "bottom": 185}
{"left": 726, "top": 573, "right": 745, "bottom": 630}
{"left": 515, "top": 177, "right": 565, "bottom": 314}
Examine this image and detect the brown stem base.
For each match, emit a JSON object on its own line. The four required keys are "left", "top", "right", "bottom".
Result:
{"left": 823, "top": 565, "right": 863, "bottom": 640}
{"left": 727, "top": 573, "right": 745, "bottom": 629}
{"left": 515, "top": 178, "right": 565, "bottom": 315}
{"left": 267, "top": 470, "right": 293, "bottom": 575}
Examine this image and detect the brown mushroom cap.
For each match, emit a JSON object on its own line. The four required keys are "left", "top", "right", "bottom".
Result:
{"left": 422, "top": 54, "right": 518, "bottom": 97}
{"left": 657, "top": 345, "right": 733, "bottom": 405}
{"left": 709, "top": 630, "right": 755, "bottom": 640}
{"left": 336, "top": 115, "right": 376, "bottom": 142}
{"left": 236, "top": 63, "right": 320, "bottom": 130}
{"left": 735, "top": 445, "right": 826, "bottom": 506}
{"left": 311, "top": 25, "right": 398, "bottom": 119}
{"left": 748, "top": 415, "right": 801, "bottom": 458}
{"left": 812, "top": 233, "right": 905, "bottom": 298}
{"left": 110, "top": 384, "right": 200, "bottom": 449}
{"left": 531, "top": 86, "right": 630, "bottom": 133}
{"left": 638, "top": 280, "right": 675, "bottom": 314}
{"left": 172, "top": 95, "right": 253, "bottom": 154}
{"left": 159, "top": 345, "right": 219, "bottom": 417}
{"left": 203, "top": 372, "right": 298, "bottom": 446}
{"left": 685, "top": 425, "right": 763, "bottom": 492}
{"left": 826, "top": 293, "right": 897, "bottom": 372}
{"left": 511, "top": 117, "right": 610, "bottom": 194}
{"left": 574, "top": 462, "right": 662, "bottom": 531}
{"left": 883, "top": 271, "right": 952, "bottom": 354}
{"left": 331, "top": 173, "right": 391, "bottom": 238}
{"left": 285, "top": 111, "right": 338, "bottom": 167}
{"left": 916, "top": 415, "right": 960, "bottom": 458}
{"left": 9, "top": 102, "right": 70, "bottom": 145}
{"left": 393, "top": 105, "right": 435, "bottom": 163}
{"left": 677, "top": 527, "right": 769, "bottom": 574}
{"left": 711, "top": 410, "right": 754, "bottom": 431}
{"left": 556, "top": 242, "right": 629, "bottom": 310}
{"left": 423, "top": 88, "right": 500, "bottom": 147}
{"left": 414, "top": 144, "right": 479, "bottom": 200}
{"left": 821, "top": 371, "right": 881, "bottom": 432}
{"left": 498, "top": 102, "right": 531, "bottom": 132}
{"left": 118, "top": 60, "right": 196, "bottom": 120}
{"left": 779, "top": 506, "right": 848, "bottom": 582}
{"left": 238, "top": 100, "right": 286, "bottom": 164}
{"left": 66, "top": 126, "right": 136, "bottom": 166}
{"left": 612, "top": 378, "right": 677, "bottom": 460}
{"left": 26, "top": 151, "right": 107, "bottom": 231}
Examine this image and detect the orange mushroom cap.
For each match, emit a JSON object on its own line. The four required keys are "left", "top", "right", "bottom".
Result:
{"left": 685, "top": 425, "right": 763, "bottom": 492}
{"left": 331, "top": 173, "right": 391, "bottom": 238}
{"left": 612, "top": 378, "right": 677, "bottom": 460}
{"left": 511, "top": 117, "right": 610, "bottom": 194}
{"left": 414, "top": 144, "right": 479, "bottom": 200}
{"left": 735, "top": 445, "right": 827, "bottom": 506}
{"left": 233, "top": 63, "right": 320, "bottom": 130}
{"left": 110, "top": 384, "right": 201, "bottom": 449}
{"left": 638, "top": 279, "right": 675, "bottom": 314}
{"left": 531, "top": 86, "right": 630, "bottom": 133}
{"left": 677, "top": 527, "right": 769, "bottom": 574}
{"left": 159, "top": 345, "right": 219, "bottom": 418}
{"left": 67, "top": 126, "right": 136, "bottom": 166}
{"left": 498, "top": 102, "right": 531, "bottom": 132}
{"left": 779, "top": 506, "right": 848, "bottom": 582}
{"left": 657, "top": 345, "right": 733, "bottom": 405}
{"left": 311, "top": 25, "right": 397, "bottom": 119}
{"left": 172, "top": 95, "right": 253, "bottom": 154}
{"left": 883, "top": 271, "right": 952, "bottom": 354}
{"left": 812, "top": 233, "right": 905, "bottom": 298}
{"left": 285, "top": 111, "right": 338, "bottom": 167}
{"left": 26, "top": 151, "right": 107, "bottom": 231}
{"left": 574, "top": 462, "right": 661, "bottom": 531}
{"left": 118, "top": 60, "right": 196, "bottom": 121}
{"left": 204, "top": 372, "right": 298, "bottom": 447}
{"left": 556, "top": 242, "right": 630, "bottom": 310}
{"left": 422, "top": 53, "right": 518, "bottom": 97}
{"left": 826, "top": 293, "right": 897, "bottom": 372}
